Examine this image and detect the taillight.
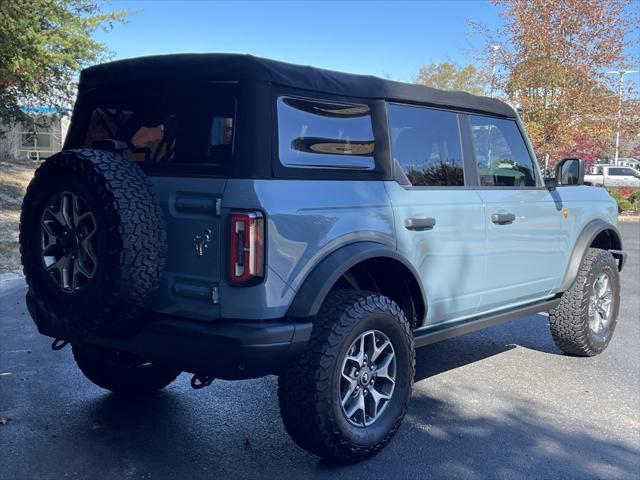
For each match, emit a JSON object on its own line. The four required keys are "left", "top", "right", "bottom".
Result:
{"left": 229, "top": 211, "right": 264, "bottom": 286}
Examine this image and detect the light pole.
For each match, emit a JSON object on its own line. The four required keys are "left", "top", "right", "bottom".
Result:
{"left": 606, "top": 69, "right": 638, "bottom": 164}
{"left": 489, "top": 44, "right": 501, "bottom": 98}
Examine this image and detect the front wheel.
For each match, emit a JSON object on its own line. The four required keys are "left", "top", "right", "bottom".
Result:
{"left": 549, "top": 248, "right": 620, "bottom": 356}
{"left": 278, "top": 290, "right": 415, "bottom": 463}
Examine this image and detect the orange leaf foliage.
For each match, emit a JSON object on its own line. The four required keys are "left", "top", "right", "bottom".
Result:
{"left": 485, "top": 0, "right": 638, "bottom": 165}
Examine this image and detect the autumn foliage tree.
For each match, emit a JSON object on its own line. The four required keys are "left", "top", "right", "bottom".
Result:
{"left": 415, "top": 62, "right": 487, "bottom": 96}
{"left": 476, "top": 0, "right": 638, "bottom": 168}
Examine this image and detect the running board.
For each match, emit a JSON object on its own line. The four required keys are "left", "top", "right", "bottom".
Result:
{"left": 413, "top": 297, "right": 561, "bottom": 348}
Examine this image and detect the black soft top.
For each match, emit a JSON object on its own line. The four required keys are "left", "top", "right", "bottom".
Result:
{"left": 79, "top": 53, "right": 516, "bottom": 118}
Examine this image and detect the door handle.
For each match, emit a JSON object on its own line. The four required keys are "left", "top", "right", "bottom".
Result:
{"left": 491, "top": 213, "right": 516, "bottom": 225}
{"left": 404, "top": 217, "right": 436, "bottom": 230}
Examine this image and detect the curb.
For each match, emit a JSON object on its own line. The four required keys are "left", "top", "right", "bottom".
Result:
{"left": 618, "top": 216, "right": 640, "bottom": 222}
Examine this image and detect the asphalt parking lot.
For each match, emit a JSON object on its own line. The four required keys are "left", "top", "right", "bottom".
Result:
{"left": 1, "top": 222, "right": 638, "bottom": 480}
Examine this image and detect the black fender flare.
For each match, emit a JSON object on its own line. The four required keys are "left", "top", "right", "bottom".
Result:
{"left": 286, "top": 241, "right": 427, "bottom": 319}
{"left": 558, "top": 219, "right": 624, "bottom": 292}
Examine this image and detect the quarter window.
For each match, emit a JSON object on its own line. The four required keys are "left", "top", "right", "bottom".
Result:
{"left": 469, "top": 116, "right": 537, "bottom": 187}
{"left": 387, "top": 104, "right": 464, "bottom": 187}
{"left": 277, "top": 97, "right": 375, "bottom": 170}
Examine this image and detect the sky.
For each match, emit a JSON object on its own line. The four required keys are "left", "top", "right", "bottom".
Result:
{"left": 96, "top": 0, "right": 639, "bottom": 89}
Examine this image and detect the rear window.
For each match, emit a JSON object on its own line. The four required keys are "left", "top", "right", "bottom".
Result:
{"left": 277, "top": 96, "right": 375, "bottom": 170}
{"left": 81, "top": 89, "right": 235, "bottom": 168}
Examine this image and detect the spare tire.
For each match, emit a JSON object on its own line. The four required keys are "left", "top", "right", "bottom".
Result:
{"left": 20, "top": 149, "right": 166, "bottom": 336}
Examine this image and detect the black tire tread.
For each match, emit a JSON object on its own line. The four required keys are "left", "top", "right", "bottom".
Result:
{"left": 20, "top": 149, "right": 166, "bottom": 334}
{"left": 549, "top": 248, "right": 619, "bottom": 356}
{"left": 278, "top": 290, "right": 415, "bottom": 463}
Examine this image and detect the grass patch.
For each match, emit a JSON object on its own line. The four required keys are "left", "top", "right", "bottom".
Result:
{"left": 0, "top": 157, "right": 40, "bottom": 273}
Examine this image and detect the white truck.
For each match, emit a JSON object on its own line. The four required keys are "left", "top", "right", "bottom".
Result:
{"left": 584, "top": 165, "right": 640, "bottom": 187}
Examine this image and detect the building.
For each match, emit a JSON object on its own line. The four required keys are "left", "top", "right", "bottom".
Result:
{"left": 0, "top": 108, "right": 70, "bottom": 161}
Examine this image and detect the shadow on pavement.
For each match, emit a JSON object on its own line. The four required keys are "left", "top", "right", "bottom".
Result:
{"left": 414, "top": 313, "right": 561, "bottom": 382}
{"left": 2, "top": 285, "right": 637, "bottom": 479}
{"left": 27, "top": 312, "right": 635, "bottom": 480}
{"left": 394, "top": 387, "right": 639, "bottom": 479}
{"left": 47, "top": 379, "right": 639, "bottom": 480}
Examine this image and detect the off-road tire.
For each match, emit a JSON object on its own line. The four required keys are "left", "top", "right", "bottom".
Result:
{"left": 20, "top": 149, "right": 166, "bottom": 336}
{"left": 72, "top": 345, "right": 180, "bottom": 395}
{"left": 549, "top": 248, "right": 620, "bottom": 356}
{"left": 278, "top": 290, "right": 415, "bottom": 463}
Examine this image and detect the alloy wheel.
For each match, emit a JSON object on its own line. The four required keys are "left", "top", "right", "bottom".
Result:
{"left": 339, "top": 329, "right": 396, "bottom": 427}
{"left": 40, "top": 191, "right": 98, "bottom": 293}
{"left": 588, "top": 273, "right": 613, "bottom": 334}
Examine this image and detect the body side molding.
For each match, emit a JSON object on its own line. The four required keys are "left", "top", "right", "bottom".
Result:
{"left": 413, "top": 297, "right": 561, "bottom": 347}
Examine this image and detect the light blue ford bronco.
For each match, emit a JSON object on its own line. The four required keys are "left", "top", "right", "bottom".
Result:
{"left": 20, "top": 54, "right": 626, "bottom": 463}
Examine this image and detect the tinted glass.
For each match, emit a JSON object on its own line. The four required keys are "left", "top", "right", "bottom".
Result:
{"left": 277, "top": 97, "right": 375, "bottom": 170}
{"left": 83, "top": 91, "right": 235, "bottom": 166}
{"left": 387, "top": 104, "right": 464, "bottom": 186}
{"left": 469, "top": 116, "right": 537, "bottom": 187}
{"left": 608, "top": 167, "right": 635, "bottom": 176}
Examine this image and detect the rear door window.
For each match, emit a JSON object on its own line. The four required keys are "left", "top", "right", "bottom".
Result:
{"left": 387, "top": 104, "right": 464, "bottom": 187}
{"left": 469, "top": 115, "right": 537, "bottom": 187}
{"left": 82, "top": 88, "right": 235, "bottom": 169}
{"left": 277, "top": 96, "right": 375, "bottom": 170}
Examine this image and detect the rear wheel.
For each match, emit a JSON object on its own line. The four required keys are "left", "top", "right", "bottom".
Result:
{"left": 72, "top": 345, "right": 181, "bottom": 395}
{"left": 549, "top": 248, "right": 620, "bottom": 356}
{"left": 278, "top": 290, "right": 414, "bottom": 463}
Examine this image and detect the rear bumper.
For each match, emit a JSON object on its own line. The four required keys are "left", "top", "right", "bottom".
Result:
{"left": 34, "top": 312, "right": 312, "bottom": 380}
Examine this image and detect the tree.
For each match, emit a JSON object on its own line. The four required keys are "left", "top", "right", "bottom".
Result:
{"left": 0, "top": 0, "right": 128, "bottom": 126}
{"left": 474, "top": 0, "right": 638, "bottom": 167}
{"left": 415, "top": 62, "right": 487, "bottom": 96}
{"left": 557, "top": 132, "right": 606, "bottom": 168}
{"left": 406, "top": 161, "right": 465, "bottom": 187}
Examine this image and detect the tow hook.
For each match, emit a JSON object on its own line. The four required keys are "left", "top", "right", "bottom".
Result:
{"left": 190, "top": 374, "right": 214, "bottom": 389}
{"left": 51, "top": 339, "right": 69, "bottom": 351}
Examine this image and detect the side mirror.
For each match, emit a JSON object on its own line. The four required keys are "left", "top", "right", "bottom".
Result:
{"left": 555, "top": 157, "right": 585, "bottom": 186}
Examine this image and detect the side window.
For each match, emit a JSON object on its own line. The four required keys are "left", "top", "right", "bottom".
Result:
{"left": 277, "top": 97, "right": 375, "bottom": 170}
{"left": 469, "top": 115, "right": 537, "bottom": 187}
{"left": 387, "top": 104, "right": 464, "bottom": 187}
{"left": 608, "top": 167, "right": 635, "bottom": 176}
